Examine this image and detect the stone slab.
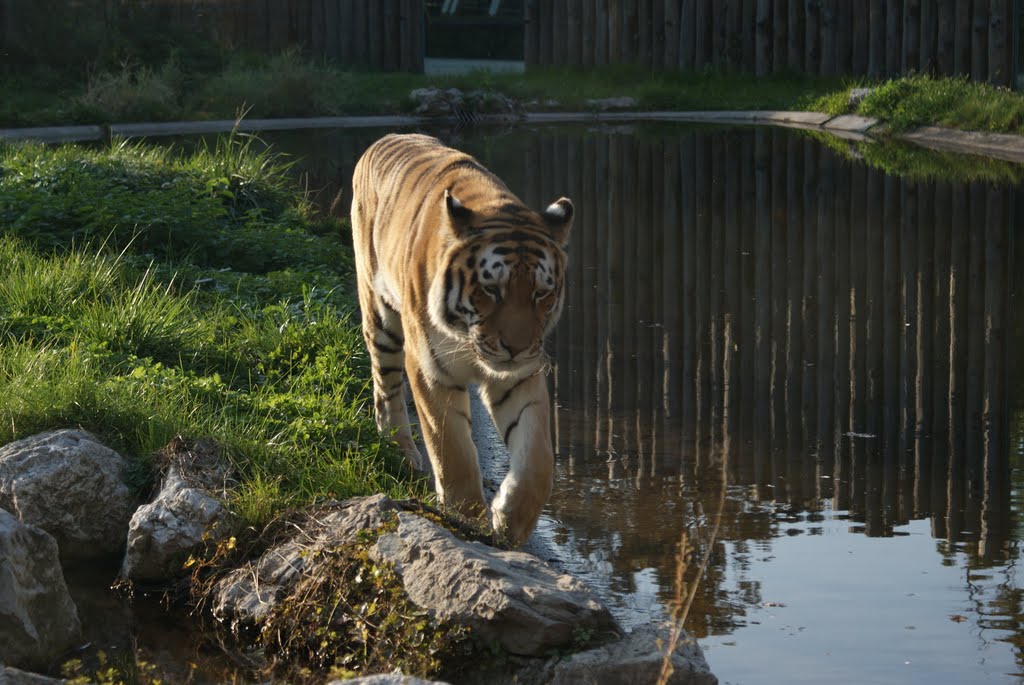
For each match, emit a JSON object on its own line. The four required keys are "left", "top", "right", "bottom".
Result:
{"left": 110, "top": 116, "right": 423, "bottom": 138}
{"left": 823, "top": 114, "right": 880, "bottom": 133}
{"left": 0, "top": 125, "right": 104, "bottom": 143}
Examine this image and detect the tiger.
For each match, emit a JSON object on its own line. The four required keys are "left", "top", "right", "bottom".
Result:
{"left": 349, "top": 133, "right": 573, "bottom": 545}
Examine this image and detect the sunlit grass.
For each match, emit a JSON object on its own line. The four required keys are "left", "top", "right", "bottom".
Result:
{"left": 0, "top": 136, "right": 423, "bottom": 530}
{"left": 811, "top": 74, "right": 1024, "bottom": 134}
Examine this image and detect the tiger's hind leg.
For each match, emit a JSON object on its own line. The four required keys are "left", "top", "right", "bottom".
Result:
{"left": 360, "top": 296, "right": 424, "bottom": 471}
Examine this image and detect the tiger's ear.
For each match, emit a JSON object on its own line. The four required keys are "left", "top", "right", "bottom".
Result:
{"left": 542, "top": 197, "right": 573, "bottom": 245}
{"left": 444, "top": 189, "right": 474, "bottom": 235}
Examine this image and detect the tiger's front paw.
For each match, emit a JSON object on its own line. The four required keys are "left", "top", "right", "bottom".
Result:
{"left": 491, "top": 499, "right": 539, "bottom": 547}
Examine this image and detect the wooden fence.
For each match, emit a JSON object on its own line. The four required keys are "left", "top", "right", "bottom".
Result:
{"left": 516, "top": 128, "right": 1017, "bottom": 555}
{"left": 0, "top": 0, "right": 425, "bottom": 72}
{"left": 525, "top": 0, "right": 1021, "bottom": 86}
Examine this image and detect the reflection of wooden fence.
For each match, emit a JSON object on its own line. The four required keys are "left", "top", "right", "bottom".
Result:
{"left": 0, "top": 0, "right": 425, "bottom": 71}
{"left": 506, "top": 128, "right": 1017, "bottom": 556}
{"left": 524, "top": 0, "right": 1020, "bottom": 86}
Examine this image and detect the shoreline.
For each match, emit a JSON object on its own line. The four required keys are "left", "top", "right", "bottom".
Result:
{"left": 3, "top": 112, "right": 1024, "bottom": 164}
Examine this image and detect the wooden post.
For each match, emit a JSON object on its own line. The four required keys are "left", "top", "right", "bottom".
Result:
{"left": 868, "top": 0, "right": 885, "bottom": 76}
{"left": 820, "top": 0, "right": 837, "bottom": 75}
{"left": 973, "top": 0, "right": 990, "bottom": 81}
{"left": 608, "top": 0, "right": 621, "bottom": 63}
{"left": 835, "top": 0, "right": 852, "bottom": 74}
{"left": 772, "top": 0, "right": 788, "bottom": 73}
{"left": 637, "top": 0, "right": 652, "bottom": 66}
{"left": 566, "top": 0, "right": 580, "bottom": 66}
{"left": 919, "top": 0, "right": 936, "bottom": 73}
{"left": 681, "top": 0, "right": 697, "bottom": 69}
{"left": 903, "top": 0, "right": 921, "bottom": 73}
{"left": 805, "top": 0, "right": 821, "bottom": 75}
{"left": 989, "top": 0, "right": 1011, "bottom": 85}
{"left": 595, "top": 0, "right": 609, "bottom": 65}
{"left": 581, "top": 0, "right": 595, "bottom": 65}
{"left": 652, "top": 0, "right": 665, "bottom": 67}
{"left": 936, "top": 0, "right": 956, "bottom": 75}
{"left": 955, "top": 0, "right": 973, "bottom": 76}
{"left": 886, "top": 0, "right": 903, "bottom": 76}
{"left": 756, "top": 0, "right": 772, "bottom": 75}
{"left": 664, "top": 0, "right": 679, "bottom": 69}
{"left": 742, "top": 0, "right": 757, "bottom": 71}
{"left": 699, "top": 0, "right": 716, "bottom": 67}
{"left": 524, "top": 0, "right": 540, "bottom": 66}
{"left": 788, "top": 0, "right": 804, "bottom": 71}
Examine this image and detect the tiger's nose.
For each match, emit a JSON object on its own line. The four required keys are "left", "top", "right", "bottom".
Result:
{"left": 500, "top": 339, "right": 528, "bottom": 359}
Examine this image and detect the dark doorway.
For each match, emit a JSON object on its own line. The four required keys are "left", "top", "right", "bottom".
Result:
{"left": 423, "top": 0, "right": 525, "bottom": 73}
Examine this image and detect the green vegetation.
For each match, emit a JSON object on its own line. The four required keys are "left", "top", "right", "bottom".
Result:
{"left": 811, "top": 74, "right": 1024, "bottom": 134}
{"left": 804, "top": 129, "right": 1024, "bottom": 185}
{"left": 257, "top": 516, "right": 472, "bottom": 681}
{"left": 0, "top": 134, "right": 425, "bottom": 529}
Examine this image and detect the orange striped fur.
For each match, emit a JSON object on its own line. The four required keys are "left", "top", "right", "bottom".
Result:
{"left": 350, "top": 133, "right": 573, "bottom": 544}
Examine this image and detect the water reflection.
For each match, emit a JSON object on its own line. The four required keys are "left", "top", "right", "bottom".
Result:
{"left": 479, "top": 126, "right": 1022, "bottom": 677}
{"left": 251, "top": 123, "right": 1023, "bottom": 682}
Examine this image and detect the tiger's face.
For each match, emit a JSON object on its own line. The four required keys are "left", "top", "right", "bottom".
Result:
{"left": 433, "top": 192, "right": 573, "bottom": 376}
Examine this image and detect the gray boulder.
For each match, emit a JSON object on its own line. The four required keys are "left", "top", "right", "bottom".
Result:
{"left": 120, "top": 465, "right": 227, "bottom": 582}
{"left": 371, "top": 512, "right": 620, "bottom": 657}
{"left": 214, "top": 495, "right": 618, "bottom": 657}
{"left": 0, "top": 429, "right": 134, "bottom": 561}
{"left": 549, "top": 622, "right": 717, "bottom": 685}
{"left": 0, "top": 508, "right": 81, "bottom": 670}
{"left": 213, "top": 494, "right": 403, "bottom": 627}
{"left": 410, "top": 87, "right": 465, "bottom": 116}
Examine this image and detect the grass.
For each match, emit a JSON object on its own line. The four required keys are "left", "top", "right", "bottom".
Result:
{"left": 810, "top": 73, "right": 1024, "bottom": 134}
{"left": 0, "top": 134, "right": 425, "bottom": 530}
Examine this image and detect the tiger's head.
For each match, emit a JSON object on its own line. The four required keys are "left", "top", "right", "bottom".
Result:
{"left": 430, "top": 189, "right": 573, "bottom": 377}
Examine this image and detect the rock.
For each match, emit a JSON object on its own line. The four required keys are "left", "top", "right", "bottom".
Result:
{"left": 213, "top": 495, "right": 618, "bottom": 658}
{"left": 371, "top": 512, "right": 620, "bottom": 657}
{"left": 549, "top": 622, "right": 717, "bottom": 685}
{"left": 0, "top": 429, "right": 134, "bottom": 561}
{"left": 585, "top": 96, "right": 638, "bottom": 110}
{"left": 848, "top": 87, "right": 874, "bottom": 109}
{"left": 409, "top": 87, "right": 520, "bottom": 119}
{"left": 0, "top": 508, "right": 82, "bottom": 671}
{"left": 410, "top": 87, "right": 465, "bottom": 116}
{"left": 120, "top": 465, "right": 227, "bottom": 582}
{"left": 212, "top": 494, "right": 403, "bottom": 627}
{"left": 0, "top": 665, "right": 67, "bottom": 684}
{"left": 327, "top": 676, "right": 450, "bottom": 685}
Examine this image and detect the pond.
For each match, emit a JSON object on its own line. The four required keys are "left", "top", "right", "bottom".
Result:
{"left": 164, "top": 122, "right": 1024, "bottom": 684}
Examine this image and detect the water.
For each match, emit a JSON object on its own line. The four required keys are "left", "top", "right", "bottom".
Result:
{"left": 157, "top": 122, "right": 1024, "bottom": 683}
